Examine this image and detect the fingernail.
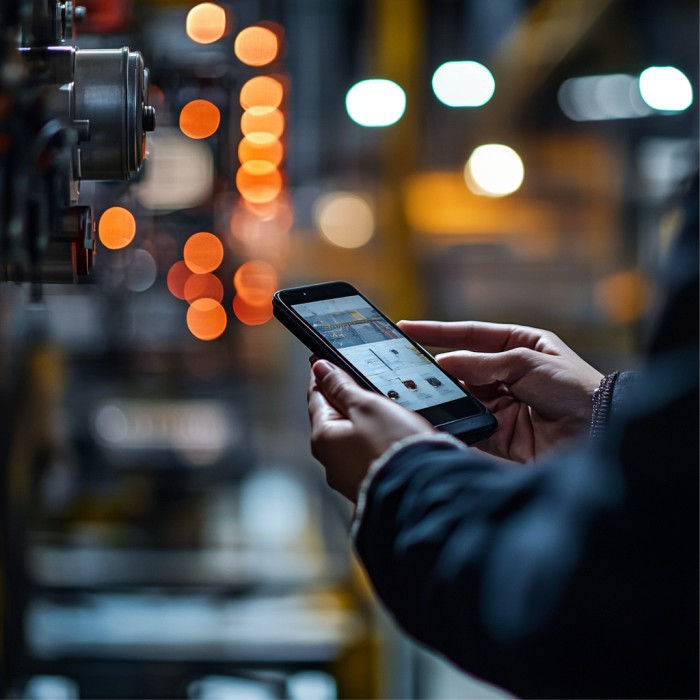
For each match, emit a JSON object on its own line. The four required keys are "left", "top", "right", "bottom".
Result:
{"left": 312, "top": 359, "right": 335, "bottom": 380}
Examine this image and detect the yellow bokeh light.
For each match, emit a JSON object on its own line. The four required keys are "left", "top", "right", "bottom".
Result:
{"left": 179, "top": 99, "right": 220, "bottom": 139}
{"left": 99, "top": 207, "right": 136, "bottom": 250}
{"left": 595, "top": 270, "right": 648, "bottom": 322}
{"left": 465, "top": 144, "right": 524, "bottom": 197}
{"left": 186, "top": 3, "right": 227, "bottom": 44}
{"left": 234, "top": 26, "right": 279, "bottom": 66}
{"left": 313, "top": 192, "right": 375, "bottom": 249}
{"left": 403, "top": 171, "right": 556, "bottom": 237}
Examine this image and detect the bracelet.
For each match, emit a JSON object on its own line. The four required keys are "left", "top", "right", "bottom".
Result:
{"left": 590, "top": 371, "right": 620, "bottom": 439}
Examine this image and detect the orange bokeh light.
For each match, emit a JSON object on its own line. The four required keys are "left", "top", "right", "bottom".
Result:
{"left": 239, "top": 76, "right": 284, "bottom": 111}
{"left": 184, "top": 232, "right": 224, "bottom": 273}
{"left": 232, "top": 295, "right": 274, "bottom": 326}
{"left": 186, "top": 3, "right": 227, "bottom": 44}
{"left": 241, "top": 108, "right": 285, "bottom": 138}
{"left": 99, "top": 207, "right": 136, "bottom": 250}
{"left": 233, "top": 260, "right": 278, "bottom": 306}
{"left": 228, "top": 199, "right": 292, "bottom": 264}
{"left": 234, "top": 26, "right": 278, "bottom": 66}
{"left": 184, "top": 272, "right": 224, "bottom": 304}
{"left": 231, "top": 195, "right": 294, "bottom": 233}
{"left": 238, "top": 133, "right": 284, "bottom": 167}
{"left": 167, "top": 260, "right": 193, "bottom": 299}
{"left": 595, "top": 270, "right": 647, "bottom": 322}
{"left": 236, "top": 161, "right": 283, "bottom": 203}
{"left": 180, "top": 99, "right": 220, "bottom": 139}
{"left": 187, "top": 298, "right": 228, "bottom": 340}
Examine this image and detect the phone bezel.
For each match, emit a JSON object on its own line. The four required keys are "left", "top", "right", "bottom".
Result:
{"left": 273, "top": 281, "right": 497, "bottom": 443}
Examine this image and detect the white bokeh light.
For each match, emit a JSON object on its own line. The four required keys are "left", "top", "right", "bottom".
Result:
{"left": 465, "top": 144, "right": 524, "bottom": 197}
{"left": 432, "top": 61, "right": 495, "bottom": 107}
{"left": 345, "top": 79, "right": 406, "bottom": 127}
{"left": 639, "top": 66, "right": 693, "bottom": 112}
{"left": 94, "top": 404, "right": 128, "bottom": 444}
{"left": 135, "top": 128, "right": 213, "bottom": 210}
{"left": 125, "top": 249, "right": 157, "bottom": 292}
{"left": 558, "top": 74, "right": 652, "bottom": 121}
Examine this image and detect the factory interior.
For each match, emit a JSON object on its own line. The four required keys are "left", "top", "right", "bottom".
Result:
{"left": 0, "top": 0, "right": 697, "bottom": 698}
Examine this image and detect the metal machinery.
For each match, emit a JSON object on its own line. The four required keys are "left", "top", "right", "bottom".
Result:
{"left": 0, "top": 4, "right": 374, "bottom": 698}
{"left": 0, "top": 0, "right": 155, "bottom": 285}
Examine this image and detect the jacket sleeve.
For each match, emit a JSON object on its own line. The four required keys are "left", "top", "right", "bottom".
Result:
{"left": 590, "top": 370, "right": 640, "bottom": 438}
{"left": 353, "top": 173, "right": 699, "bottom": 699}
{"left": 354, "top": 363, "right": 697, "bottom": 699}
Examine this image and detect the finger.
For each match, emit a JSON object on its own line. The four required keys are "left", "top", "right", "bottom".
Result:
{"left": 398, "top": 320, "right": 549, "bottom": 353}
{"left": 435, "top": 348, "right": 541, "bottom": 386}
{"left": 312, "top": 360, "right": 372, "bottom": 418}
{"left": 308, "top": 367, "right": 344, "bottom": 425}
{"left": 467, "top": 380, "right": 510, "bottom": 402}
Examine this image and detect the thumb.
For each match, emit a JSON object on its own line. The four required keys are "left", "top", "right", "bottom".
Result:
{"left": 312, "top": 360, "right": 370, "bottom": 417}
{"left": 437, "top": 348, "right": 539, "bottom": 387}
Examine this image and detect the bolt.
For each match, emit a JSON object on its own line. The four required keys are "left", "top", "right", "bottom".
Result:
{"left": 142, "top": 105, "right": 156, "bottom": 132}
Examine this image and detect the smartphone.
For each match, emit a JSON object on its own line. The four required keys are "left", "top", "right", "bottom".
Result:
{"left": 273, "top": 281, "right": 497, "bottom": 444}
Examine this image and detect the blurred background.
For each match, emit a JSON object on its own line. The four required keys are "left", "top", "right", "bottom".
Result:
{"left": 0, "top": 0, "right": 697, "bottom": 698}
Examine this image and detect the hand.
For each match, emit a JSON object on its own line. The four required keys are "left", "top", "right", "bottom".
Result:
{"left": 398, "top": 320, "right": 603, "bottom": 463}
{"left": 308, "top": 360, "right": 436, "bottom": 503}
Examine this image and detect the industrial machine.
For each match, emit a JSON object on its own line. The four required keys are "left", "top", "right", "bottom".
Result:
{"left": 0, "top": 0, "right": 155, "bottom": 284}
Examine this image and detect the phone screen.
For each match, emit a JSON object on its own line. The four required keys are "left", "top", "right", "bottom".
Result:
{"left": 275, "top": 281, "right": 496, "bottom": 441}
{"left": 292, "top": 294, "right": 467, "bottom": 411}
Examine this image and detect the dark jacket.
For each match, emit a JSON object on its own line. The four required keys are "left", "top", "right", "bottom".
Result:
{"left": 354, "top": 178, "right": 699, "bottom": 699}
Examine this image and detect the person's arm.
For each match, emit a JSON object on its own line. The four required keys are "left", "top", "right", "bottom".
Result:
{"left": 350, "top": 363, "right": 697, "bottom": 698}
{"left": 308, "top": 353, "right": 697, "bottom": 698}
{"left": 308, "top": 174, "right": 699, "bottom": 698}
